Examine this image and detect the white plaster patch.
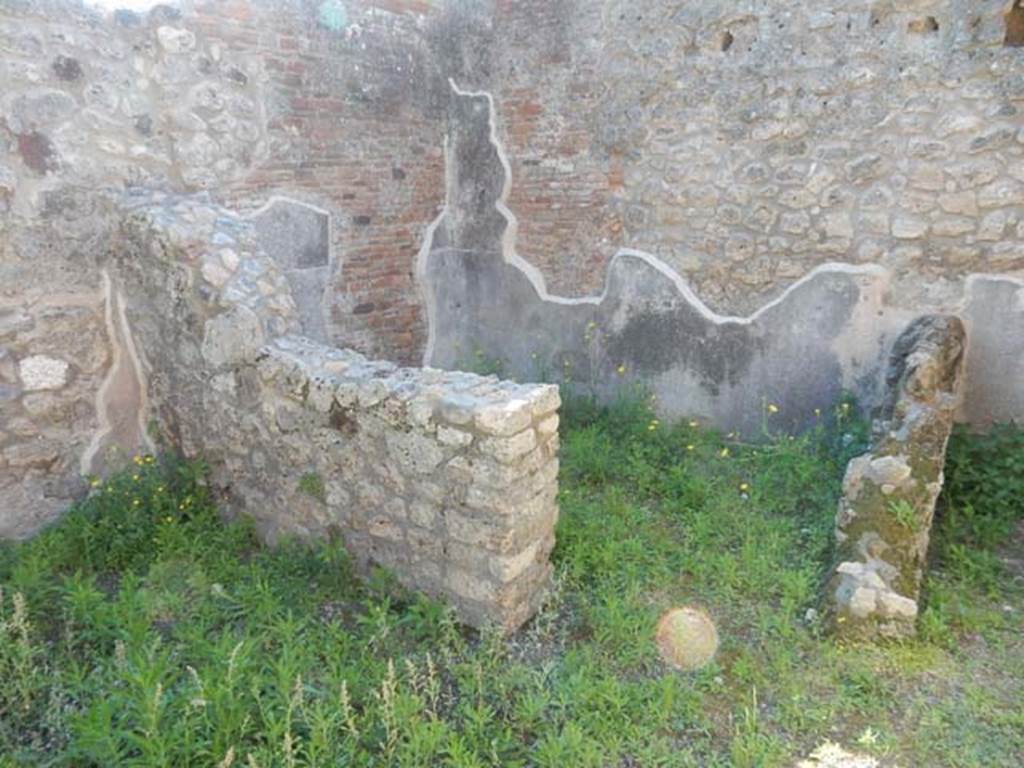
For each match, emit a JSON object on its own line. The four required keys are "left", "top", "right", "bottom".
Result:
{"left": 19, "top": 355, "right": 69, "bottom": 391}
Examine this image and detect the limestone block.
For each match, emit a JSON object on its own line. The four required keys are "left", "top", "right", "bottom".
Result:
{"left": 937, "top": 191, "right": 977, "bottom": 217}
{"left": 892, "top": 216, "right": 928, "bottom": 239}
{"left": 437, "top": 425, "right": 473, "bottom": 447}
{"left": 978, "top": 179, "right": 1024, "bottom": 209}
{"left": 478, "top": 429, "right": 537, "bottom": 464}
{"left": 7, "top": 89, "right": 77, "bottom": 133}
{"left": 18, "top": 355, "right": 69, "bottom": 391}
{"left": 474, "top": 400, "right": 534, "bottom": 436}
{"left": 932, "top": 217, "right": 975, "bottom": 238}
{"left": 536, "top": 414, "right": 559, "bottom": 438}
{"left": 201, "top": 305, "right": 265, "bottom": 368}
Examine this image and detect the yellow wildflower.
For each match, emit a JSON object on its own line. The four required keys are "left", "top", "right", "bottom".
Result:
{"left": 739, "top": 482, "right": 750, "bottom": 492}
{"left": 767, "top": 403, "right": 779, "bottom": 414}
{"left": 616, "top": 364, "right": 626, "bottom": 375}
{"left": 720, "top": 447, "right": 730, "bottom": 458}
{"left": 686, "top": 444, "right": 695, "bottom": 452}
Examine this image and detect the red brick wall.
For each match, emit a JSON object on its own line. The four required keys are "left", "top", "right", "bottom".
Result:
{"left": 195, "top": 0, "right": 445, "bottom": 365}
{"left": 489, "top": 0, "right": 623, "bottom": 298}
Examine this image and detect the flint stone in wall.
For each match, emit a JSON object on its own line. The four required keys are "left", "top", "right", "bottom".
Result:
{"left": 827, "top": 315, "right": 966, "bottom": 641}
{"left": 7, "top": 89, "right": 77, "bottom": 133}
{"left": 156, "top": 26, "right": 196, "bottom": 54}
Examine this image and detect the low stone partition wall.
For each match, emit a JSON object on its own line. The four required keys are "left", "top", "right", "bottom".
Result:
{"left": 231, "top": 337, "right": 561, "bottom": 630}
{"left": 827, "top": 315, "right": 966, "bottom": 641}
{"left": 110, "top": 195, "right": 560, "bottom": 631}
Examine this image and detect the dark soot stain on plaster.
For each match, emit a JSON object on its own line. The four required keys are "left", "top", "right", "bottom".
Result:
{"left": 607, "top": 308, "right": 762, "bottom": 394}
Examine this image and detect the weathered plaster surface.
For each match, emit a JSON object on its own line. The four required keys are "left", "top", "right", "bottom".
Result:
{"left": 422, "top": 77, "right": 1024, "bottom": 434}
{"left": 961, "top": 275, "right": 1024, "bottom": 425}
{"left": 249, "top": 196, "right": 333, "bottom": 344}
{"left": 79, "top": 270, "right": 153, "bottom": 478}
{"left": 422, "top": 83, "right": 909, "bottom": 434}
{"left": 442, "top": 0, "right": 1024, "bottom": 316}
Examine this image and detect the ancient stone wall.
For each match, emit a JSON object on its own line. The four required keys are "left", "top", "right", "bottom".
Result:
{"left": 0, "top": 0, "right": 445, "bottom": 364}
{"left": 453, "top": 0, "right": 1024, "bottom": 314}
{"left": 4, "top": 0, "right": 1024, "bottom": 553}
{"left": 1, "top": 0, "right": 447, "bottom": 536}
{"left": 111, "top": 195, "right": 560, "bottom": 631}
{"left": 420, "top": 0, "right": 1024, "bottom": 433}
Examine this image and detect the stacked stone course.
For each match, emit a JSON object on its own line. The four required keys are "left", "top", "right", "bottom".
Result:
{"left": 243, "top": 338, "right": 561, "bottom": 630}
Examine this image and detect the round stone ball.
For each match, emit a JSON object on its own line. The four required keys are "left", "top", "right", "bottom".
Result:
{"left": 655, "top": 606, "right": 719, "bottom": 671}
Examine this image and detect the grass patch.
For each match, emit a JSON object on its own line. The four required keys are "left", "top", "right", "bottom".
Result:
{"left": 1, "top": 402, "right": 1021, "bottom": 766}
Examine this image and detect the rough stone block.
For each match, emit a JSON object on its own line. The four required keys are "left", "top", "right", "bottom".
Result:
{"left": 827, "top": 315, "right": 966, "bottom": 641}
{"left": 479, "top": 428, "right": 538, "bottom": 464}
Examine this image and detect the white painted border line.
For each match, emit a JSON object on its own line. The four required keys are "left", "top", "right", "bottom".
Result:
{"left": 417, "top": 80, "right": 890, "bottom": 365}
{"left": 80, "top": 270, "right": 155, "bottom": 476}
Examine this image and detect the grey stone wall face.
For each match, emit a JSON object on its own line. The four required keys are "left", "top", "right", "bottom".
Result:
{"left": 110, "top": 196, "right": 560, "bottom": 631}
{"left": 3, "top": 0, "right": 1024, "bottom": 575}
{"left": 449, "top": 0, "right": 1024, "bottom": 316}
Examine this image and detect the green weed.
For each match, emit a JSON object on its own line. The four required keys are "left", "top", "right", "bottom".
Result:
{"left": 298, "top": 472, "right": 326, "bottom": 503}
{"left": 0, "top": 407, "right": 1020, "bottom": 766}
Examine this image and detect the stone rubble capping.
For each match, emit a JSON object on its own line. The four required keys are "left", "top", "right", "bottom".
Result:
{"left": 110, "top": 198, "right": 562, "bottom": 632}
{"left": 827, "top": 315, "right": 966, "bottom": 641}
